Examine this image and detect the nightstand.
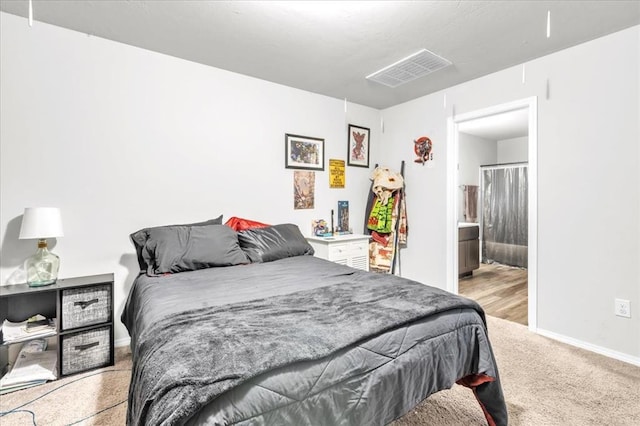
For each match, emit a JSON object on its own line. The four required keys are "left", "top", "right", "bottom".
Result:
{"left": 0, "top": 273, "right": 115, "bottom": 382}
{"left": 306, "top": 234, "right": 370, "bottom": 271}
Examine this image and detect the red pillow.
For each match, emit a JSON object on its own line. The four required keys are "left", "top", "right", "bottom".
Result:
{"left": 225, "top": 217, "right": 270, "bottom": 232}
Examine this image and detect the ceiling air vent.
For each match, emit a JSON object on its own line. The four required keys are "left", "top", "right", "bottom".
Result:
{"left": 366, "top": 49, "right": 452, "bottom": 88}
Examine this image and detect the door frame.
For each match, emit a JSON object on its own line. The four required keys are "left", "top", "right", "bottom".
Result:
{"left": 446, "top": 97, "right": 538, "bottom": 332}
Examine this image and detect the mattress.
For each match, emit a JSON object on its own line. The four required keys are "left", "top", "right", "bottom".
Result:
{"left": 122, "top": 255, "right": 506, "bottom": 425}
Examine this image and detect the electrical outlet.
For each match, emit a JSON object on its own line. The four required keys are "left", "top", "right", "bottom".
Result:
{"left": 614, "top": 299, "right": 631, "bottom": 318}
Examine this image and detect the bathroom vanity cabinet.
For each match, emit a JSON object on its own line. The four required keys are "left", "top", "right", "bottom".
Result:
{"left": 459, "top": 224, "right": 480, "bottom": 277}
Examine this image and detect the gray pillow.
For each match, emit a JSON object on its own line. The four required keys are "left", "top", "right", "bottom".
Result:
{"left": 238, "top": 223, "right": 314, "bottom": 263}
{"left": 142, "top": 224, "right": 249, "bottom": 276}
{"left": 130, "top": 215, "right": 223, "bottom": 272}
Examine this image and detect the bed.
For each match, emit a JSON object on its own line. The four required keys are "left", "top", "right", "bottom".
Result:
{"left": 121, "top": 220, "right": 507, "bottom": 425}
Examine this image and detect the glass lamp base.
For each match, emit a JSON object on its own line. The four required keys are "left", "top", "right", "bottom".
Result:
{"left": 27, "top": 278, "right": 57, "bottom": 287}
{"left": 25, "top": 241, "right": 60, "bottom": 288}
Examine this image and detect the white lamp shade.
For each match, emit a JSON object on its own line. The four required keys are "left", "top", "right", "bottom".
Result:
{"left": 19, "top": 207, "right": 64, "bottom": 239}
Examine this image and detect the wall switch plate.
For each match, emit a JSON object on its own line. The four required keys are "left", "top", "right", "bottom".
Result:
{"left": 614, "top": 299, "right": 631, "bottom": 318}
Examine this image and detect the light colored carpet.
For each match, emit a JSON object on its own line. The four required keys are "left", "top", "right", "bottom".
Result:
{"left": 0, "top": 347, "right": 131, "bottom": 425}
{"left": 1, "top": 316, "right": 639, "bottom": 425}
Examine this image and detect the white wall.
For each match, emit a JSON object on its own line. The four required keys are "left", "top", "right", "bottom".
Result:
{"left": 377, "top": 99, "right": 448, "bottom": 288}
{"left": 0, "top": 13, "right": 380, "bottom": 344}
{"left": 497, "top": 136, "right": 528, "bottom": 163}
{"left": 381, "top": 26, "right": 640, "bottom": 361}
{"left": 458, "top": 133, "right": 497, "bottom": 222}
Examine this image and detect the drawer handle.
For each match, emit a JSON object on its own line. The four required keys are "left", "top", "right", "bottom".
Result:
{"left": 74, "top": 341, "right": 99, "bottom": 351}
{"left": 74, "top": 298, "right": 99, "bottom": 309}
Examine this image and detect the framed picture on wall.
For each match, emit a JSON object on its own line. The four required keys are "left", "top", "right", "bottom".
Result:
{"left": 285, "top": 133, "right": 325, "bottom": 170}
{"left": 347, "top": 124, "right": 370, "bottom": 168}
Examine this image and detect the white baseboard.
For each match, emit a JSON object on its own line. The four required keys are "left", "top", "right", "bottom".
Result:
{"left": 114, "top": 336, "right": 131, "bottom": 348}
{"left": 536, "top": 327, "right": 640, "bottom": 367}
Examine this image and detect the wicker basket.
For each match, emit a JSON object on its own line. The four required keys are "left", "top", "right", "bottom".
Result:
{"left": 61, "top": 326, "right": 111, "bottom": 375}
{"left": 61, "top": 284, "right": 112, "bottom": 330}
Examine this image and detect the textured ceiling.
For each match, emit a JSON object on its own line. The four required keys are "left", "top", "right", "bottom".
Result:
{"left": 1, "top": 1, "right": 639, "bottom": 109}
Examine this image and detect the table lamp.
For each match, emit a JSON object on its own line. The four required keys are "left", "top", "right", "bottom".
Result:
{"left": 19, "top": 207, "right": 64, "bottom": 287}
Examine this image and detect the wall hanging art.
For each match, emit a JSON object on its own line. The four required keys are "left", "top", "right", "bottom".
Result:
{"left": 329, "top": 159, "right": 345, "bottom": 188}
{"left": 286, "top": 133, "right": 325, "bottom": 170}
{"left": 414, "top": 136, "right": 433, "bottom": 165}
{"left": 347, "top": 124, "right": 370, "bottom": 168}
{"left": 293, "top": 170, "right": 315, "bottom": 209}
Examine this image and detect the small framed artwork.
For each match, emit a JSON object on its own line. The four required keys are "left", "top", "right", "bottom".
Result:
{"left": 347, "top": 124, "right": 370, "bottom": 168}
{"left": 293, "top": 170, "right": 315, "bottom": 209}
{"left": 285, "top": 133, "right": 325, "bottom": 170}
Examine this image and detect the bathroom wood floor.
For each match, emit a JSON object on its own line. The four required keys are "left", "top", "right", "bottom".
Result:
{"left": 459, "top": 262, "right": 528, "bottom": 326}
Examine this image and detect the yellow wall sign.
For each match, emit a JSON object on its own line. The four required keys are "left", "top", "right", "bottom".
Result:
{"left": 329, "top": 159, "right": 345, "bottom": 188}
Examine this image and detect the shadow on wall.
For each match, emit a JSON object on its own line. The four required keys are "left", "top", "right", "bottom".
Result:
{"left": 119, "top": 252, "right": 139, "bottom": 294}
{"left": 117, "top": 252, "right": 140, "bottom": 319}
{"left": 1, "top": 215, "right": 59, "bottom": 285}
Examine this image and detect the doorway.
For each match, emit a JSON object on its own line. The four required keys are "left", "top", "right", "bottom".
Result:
{"left": 446, "top": 97, "right": 538, "bottom": 331}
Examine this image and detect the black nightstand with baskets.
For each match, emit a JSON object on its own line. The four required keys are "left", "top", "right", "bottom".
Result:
{"left": 0, "top": 273, "right": 115, "bottom": 381}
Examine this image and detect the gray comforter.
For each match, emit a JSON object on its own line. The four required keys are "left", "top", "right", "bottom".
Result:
{"left": 122, "top": 255, "right": 507, "bottom": 425}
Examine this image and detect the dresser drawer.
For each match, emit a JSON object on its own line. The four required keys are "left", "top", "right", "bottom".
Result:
{"left": 328, "top": 243, "right": 350, "bottom": 259}
{"left": 349, "top": 240, "right": 368, "bottom": 256}
{"left": 61, "top": 326, "right": 111, "bottom": 375}
{"left": 61, "top": 284, "right": 112, "bottom": 330}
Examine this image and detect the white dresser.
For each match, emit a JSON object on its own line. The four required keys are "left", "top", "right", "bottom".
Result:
{"left": 306, "top": 234, "right": 370, "bottom": 271}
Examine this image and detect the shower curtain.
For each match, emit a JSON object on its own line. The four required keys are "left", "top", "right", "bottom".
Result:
{"left": 480, "top": 164, "right": 528, "bottom": 268}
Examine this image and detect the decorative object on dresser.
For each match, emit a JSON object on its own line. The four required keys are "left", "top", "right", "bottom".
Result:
{"left": 311, "top": 219, "right": 329, "bottom": 237}
{"left": 18, "top": 207, "right": 64, "bottom": 287}
{"left": 337, "top": 200, "right": 349, "bottom": 232}
{"left": 0, "top": 274, "right": 115, "bottom": 391}
{"left": 306, "top": 234, "right": 370, "bottom": 271}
